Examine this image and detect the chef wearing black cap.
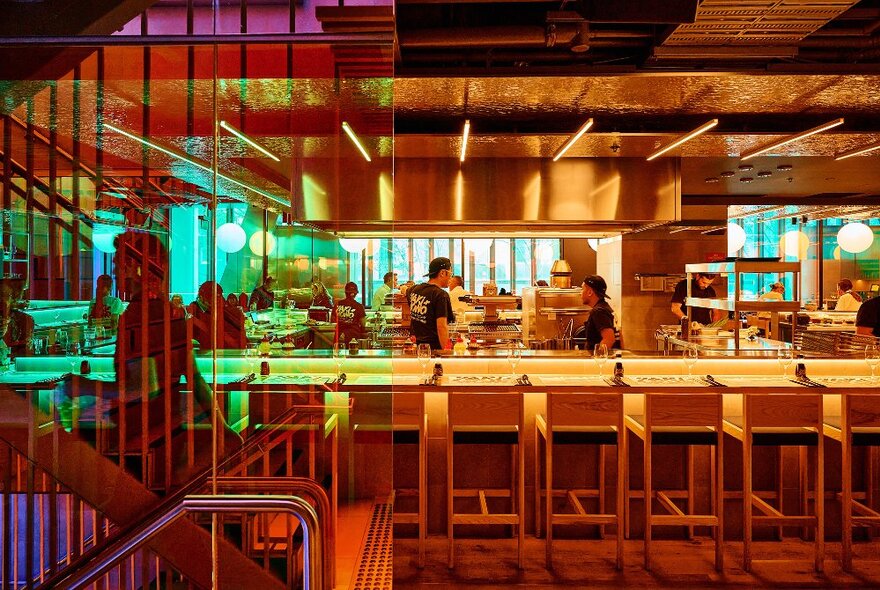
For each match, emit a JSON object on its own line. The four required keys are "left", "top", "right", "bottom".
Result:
{"left": 407, "top": 256, "right": 455, "bottom": 350}
{"left": 581, "top": 274, "right": 616, "bottom": 351}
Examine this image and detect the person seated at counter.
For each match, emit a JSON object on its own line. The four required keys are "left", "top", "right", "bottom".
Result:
{"left": 0, "top": 278, "right": 33, "bottom": 359}
{"left": 856, "top": 294, "right": 880, "bottom": 338}
{"left": 671, "top": 272, "right": 723, "bottom": 325}
{"left": 835, "top": 278, "right": 862, "bottom": 312}
{"left": 372, "top": 271, "right": 397, "bottom": 309}
{"left": 170, "top": 293, "right": 189, "bottom": 320}
{"left": 408, "top": 256, "right": 454, "bottom": 351}
{"left": 332, "top": 281, "right": 366, "bottom": 344}
{"left": 535, "top": 280, "right": 549, "bottom": 287}
{"left": 758, "top": 282, "right": 785, "bottom": 301}
{"left": 188, "top": 281, "right": 246, "bottom": 351}
{"left": 311, "top": 280, "right": 334, "bottom": 309}
{"left": 581, "top": 275, "right": 616, "bottom": 351}
{"left": 87, "top": 274, "right": 124, "bottom": 330}
{"left": 248, "top": 275, "right": 276, "bottom": 311}
{"left": 448, "top": 275, "right": 471, "bottom": 317}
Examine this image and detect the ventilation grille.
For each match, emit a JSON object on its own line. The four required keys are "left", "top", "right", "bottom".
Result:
{"left": 352, "top": 502, "right": 393, "bottom": 590}
{"left": 664, "top": 0, "right": 860, "bottom": 45}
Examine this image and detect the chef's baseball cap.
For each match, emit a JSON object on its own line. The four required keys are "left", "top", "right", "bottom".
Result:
{"left": 425, "top": 257, "right": 452, "bottom": 278}
{"left": 583, "top": 275, "right": 609, "bottom": 299}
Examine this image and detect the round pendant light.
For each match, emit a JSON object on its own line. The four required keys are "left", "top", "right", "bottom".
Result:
{"left": 216, "top": 223, "right": 246, "bottom": 253}
{"left": 248, "top": 231, "right": 277, "bottom": 256}
{"left": 587, "top": 238, "right": 599, "bottom": 251}
{"left": 837, "top": 222, "right": 874, "bottom": 254}
{"left": 780, "top": 230, "right": 809, "bottom": 259}
{"left": 339, "top": 238, "right": 369, "bottom": 253}
{"left": 727, "top": 223, "right": 746, "bottom": 256}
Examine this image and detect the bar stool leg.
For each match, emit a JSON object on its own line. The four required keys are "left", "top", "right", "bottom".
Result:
{"left": 715, "top": 431, "right": 724, "bottom": 571}
{"left": 447, "top": 426, "right": 454, "bottom": 569}
{"left": 535, "top": 423, "right": 542, "bottom": 539}
{"left": 545, "top": 433, "right": 553, "bottom": 567}
{"left": 816, "top": 434, "right": 825, "bottom": 573}
{"left": 616, "top": 431, "right": 625, "bottom": 570}
{"left": 511, "top": 443, "right": 517, "bottom": 539}
{"left": 518, "top": 435, "right": 525, "bottom": 570}
{"left": 744, "top": 426, "right": 753, "bottom": 573}
{"left": 599, "top": 445, "right": 607, "bottom": 540}
{"left": 776, "top": 447, "right": 784, "bottom": 541}
{"left": 419, "top": 416, "right": 427, "bottom": 569}
{"left": 800, "top": 446, "right": 810, "bottom": 541}
{"left": 841, "top": 409, "right": 853, "bottom": 572}
{"left": 644, "top": 429, "right": 653, "bottom": 571}
{"left": 687, "top": 445, "right": 695, "bottom": 540}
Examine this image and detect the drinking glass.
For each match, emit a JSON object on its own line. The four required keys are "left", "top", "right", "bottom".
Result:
{"left": 682, "top": 345, "right": 698, "bottom": 377}
{"left": 244, "top": 344, "right": 258, "bottom": 376}
{"left": 417, "top": 344, "right": 432, "bottom": 379}
{"left": 332, "top": 344, "right": 346, "bottom": 380}
{"left": 866, "top": 345, "right": 880, "bottom": 382}
{"left": 507, "top": 343, "right": 522, "bottom": 377}
{"left": 57, "top": 330, "right": 69, "bottom": 354}
{"left": 66, "top": 342, "right": 80, "bottom": 375}
{"left": 594, "top": 343, "right": 609, "bottom": 378}
{"left": 777, "top": 348, "right": 794, "bottom": 378}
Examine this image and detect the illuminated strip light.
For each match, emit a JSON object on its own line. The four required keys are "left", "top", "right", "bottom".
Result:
{"left": 552, "top": 118, "right": 594, "bottom": 162}
{"left": 646, "top": 119, "right": 718, "bottom": 161}
{"left": 219, "top": 120, "right": 280, "bottom": 162}
{"left": 835, "top": 139, "right": 880, "bottom": 161}
{"left": 740, "top": 118, "right": 844, "bottom": 161}
{"left": 341, "top": 121, "right": 371, "bottom": 162}
{"left": 460, "top": 119, "right": 471, "bottom": 163}
{"left": 104, "top": 123, "right": 288, "bottom": 206}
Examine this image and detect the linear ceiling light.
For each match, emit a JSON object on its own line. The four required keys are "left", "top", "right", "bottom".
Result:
{"left": 341, "top": 121, "right": 371, "bottom": 162}
{"left": 646, "top": 119, "right": 718, "bottom": 161}
{"left": 460, "top": 119, "right": 471, "bottom": 163}
{"left": 104, "top": 123, "right": 288, "bottom": 207}
{"left": 552, "top": 118, "right": 594, "bottom": 162}
{"left": 835, "top": 139, "right": 880, "bottom": 161}
{"left": 740, "top": 118, "right": 844, "bottom": 161}
{"left": 219, "top": 120, "right": 280, "bottom": 162}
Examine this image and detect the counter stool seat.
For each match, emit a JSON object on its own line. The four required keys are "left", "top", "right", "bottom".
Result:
{"left": 448, "top": 393, "right": 524, "bottom": 569}
{"left": 626, "top": 393, "right": 724, "bottom": 572}
{"left": 536, "top": 392, "right": 625, "bottom": 570}
{"left": 725, "top": 393, "right": 824, "bottom": 573}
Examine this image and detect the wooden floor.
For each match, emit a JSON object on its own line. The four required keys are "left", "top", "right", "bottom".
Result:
{"left": 394, "top": 536, "right": 880, "bottom": 588}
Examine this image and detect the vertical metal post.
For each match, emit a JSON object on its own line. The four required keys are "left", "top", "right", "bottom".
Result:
{"left": 71, "top": 65, "right": 82, "bottom": 300}
{"left": 25, "top": 99, "right": 35, "bottom": 289}
{"left": 817, "top": 221, "right": 824, "bottom": 306}
{"left": 48, "top": 83, "right": 59, "bottom": 300}
{"left": 95, "top": 49, "right": 105, "bottom": 287}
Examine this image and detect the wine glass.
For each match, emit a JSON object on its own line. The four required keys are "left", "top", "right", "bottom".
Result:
{"left": 66, "top": 341, "right": 80, "bottom": 375}
{"left": 866, "top": 345, "right": 880, "bottom": 382}
{"left": 593, "top": 343, "right": 609, "bottom": 378}
{"left": 507, "top": 343, "right": 522, "bottom": 377}
{"left": 777, "top": 348, "right": 794, "bottom": 378}
{"left": 682, "top": 345, "right": 698, "bottom": 378}
{"left": 417, "top": 344, "right": 432, "bottom": 380}
{"left": 57, "top": 330, "right": 69, "bottom": 355}
{"left": 244, "top": 344, "right": 258, "bottom": 376}
{"left": 332, "top": 344, "right": 346, "bottom": 381}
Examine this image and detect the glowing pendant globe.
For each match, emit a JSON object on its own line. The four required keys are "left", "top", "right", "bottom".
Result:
{"left": 837, "top": 222, "right": 874, "bottom": 254}
{"left": 216, "top": 223, "right": 246, "bottom": 253}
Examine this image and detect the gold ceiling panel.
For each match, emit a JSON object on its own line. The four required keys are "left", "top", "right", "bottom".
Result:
{"left": 394, "top": 75, "right": 880, "bottom": 119}
{"left": 663, "top": 0, "right": 860, "bottom": 45}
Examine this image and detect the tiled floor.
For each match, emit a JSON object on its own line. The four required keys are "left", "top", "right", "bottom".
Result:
{"left": 394, "top": 536, "right": 880, "bottom": 588}
{"left": 336, "top": 500, "right": 379, "bottom": 588}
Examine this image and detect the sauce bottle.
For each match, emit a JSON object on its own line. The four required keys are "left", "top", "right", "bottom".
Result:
{"left": 258, "top": 334, "right": 271, "bottom": 356}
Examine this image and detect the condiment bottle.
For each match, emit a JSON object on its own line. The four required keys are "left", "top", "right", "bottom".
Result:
{"left": 349, "top": 338, "right": 359, "bottom": 355}
{"left": 453, "top": 335, "right": 467, "bottom": 356}
{"left": 680, "top": 315, "right": 690, "bottom": 342}
{"left": 258, "top": 334, "right": 271, "bottom": 356}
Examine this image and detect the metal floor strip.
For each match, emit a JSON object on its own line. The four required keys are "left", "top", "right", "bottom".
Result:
{"left": 351, "top": 502, "right": 393, "bottom": 589}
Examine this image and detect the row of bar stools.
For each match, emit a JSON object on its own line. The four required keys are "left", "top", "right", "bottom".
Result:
{"left": 723, "top": 392, "right": 824, "bottom": 573}
{"left": 625, "top": 393, "right": 725, "bottom": 571}
{"left": 391, "top": 391, "right": 428, "bottom": 569}
{"left": 535, "top": 392, "right": 625, "bottom": 569}
{"left": 824, "top": 392, "right": 880, "bottom": 572}
{"left": 448, "top": 392, "right": 525, "bottom": 569}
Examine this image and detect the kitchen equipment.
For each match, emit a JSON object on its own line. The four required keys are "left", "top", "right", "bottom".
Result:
{"left": 549, "top": 259, "right": 573, "bottom": 289}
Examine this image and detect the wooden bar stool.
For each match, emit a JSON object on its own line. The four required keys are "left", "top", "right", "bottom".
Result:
{"left": 824, "top": 392, "right": 880, "bottom": 572}
{"left": 448, "top": 392, "right": 525, "bottom": 569}
{"left": 391, "top": 391, "right": 428, "bottom": 569}
{"left": 724, "top": 392, "right": 824, "bottom": 573}
{"left": 535, "top": 392, "right": 625, "bottom": 569}
{"left": 626, "top": 392, "right": 724, "bottom": 572}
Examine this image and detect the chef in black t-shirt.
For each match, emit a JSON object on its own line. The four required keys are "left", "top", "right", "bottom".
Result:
{"left": 407, "top": 256, "right": 455, "bottom": 350}
{"left": 581, "top": 275, "right": 616, "bottom": 351}
{"left": 856, "top": 296, "right": 880, "bottom": 338}
{"left": 671, "top": 273, "right": 723, "bottom": 325}
{"left": 332, "top": 281, "right": 366, "bottom": 343}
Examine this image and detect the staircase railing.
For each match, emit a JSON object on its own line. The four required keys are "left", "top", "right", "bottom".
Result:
{"left": 52, "top": 495, "right": 324, "bottom": 590}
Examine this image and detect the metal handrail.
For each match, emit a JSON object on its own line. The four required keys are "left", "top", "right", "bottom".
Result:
{"left": 213, "top": 477, "right": 335, "bottom": 589}
{"left": 56, "top": 495, "right": 324, "bottom": 590}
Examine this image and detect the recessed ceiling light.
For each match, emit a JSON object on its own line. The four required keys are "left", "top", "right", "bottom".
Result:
{"left": 719, "top": 171, "right": 735, "bottom": 178}
{"left": 757, "top": 171, "right": 772, "bottom": 178}
{"left": 740, "top": 177, "right": 754, "bottom": 183}
{"left": 776, "top": 164, "right": 793, "bottom": 171}
{"left": 705, "top": 177, "right": 719, "bottom": 183}
{"left": 738, "top": 164, "right": 754, "bottom": 172}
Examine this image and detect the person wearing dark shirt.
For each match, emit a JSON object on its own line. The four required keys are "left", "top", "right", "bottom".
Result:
{"left": 249, "top": 275, "right": 276, "bottom": 311}
{"left": 856, "top": 296, "right": 880, "bottom": 338}
{"left": 188, "top": 281, "right": 247, "bottom": 350}
{"left": 311, "top": 280, "right": 334, "bottom": 309}
{"left": 671, "top": 273, "right": 723, "bottom": 325}
{"left": 0, "top": 278, "right": 33, "bottom": 358}
{"left": 407, "top": 257, "right": 454, "bottom": 350}
{"left": 332, "top": 282, "right": 366, "bottom": 344}
{"left": 581, "top": 275, "right": 616, "bottom": 351}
